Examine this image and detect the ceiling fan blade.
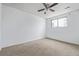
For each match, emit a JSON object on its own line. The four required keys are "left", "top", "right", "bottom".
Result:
{"left": 49, "top": 9, "right": 55, "bottom": 12}
{"left": 49, "top": 3, "right": 58, "bottom": 8}
{"left": 43, "top": 3, "right": 48, "bottom": 9}
{"left": 38, "top": 8, "right": 45, "bottom": 12}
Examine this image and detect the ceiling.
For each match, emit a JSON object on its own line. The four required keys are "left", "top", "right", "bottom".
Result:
{"left": 3, "top": 3, "right": 79, "bottom": 19}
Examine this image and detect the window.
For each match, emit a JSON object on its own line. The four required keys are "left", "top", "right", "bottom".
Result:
{"left": 52, "top": 20, "right": 57, "bottom": 27}
{"left": 52, "top": 17, "right": 67, "bottom": 28}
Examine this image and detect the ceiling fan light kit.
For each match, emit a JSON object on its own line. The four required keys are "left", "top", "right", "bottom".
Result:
{"left": 38, "top": 3, "right": 58, "bottom": 14}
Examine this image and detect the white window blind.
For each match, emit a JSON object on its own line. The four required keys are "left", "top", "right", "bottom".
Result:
{"left": 52, "top": 17, "right": 67, "bottom": 28}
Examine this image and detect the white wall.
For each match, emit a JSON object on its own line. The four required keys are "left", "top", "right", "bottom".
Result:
{"left": 2, "top": 5, "right": 45, "bottom": 48}
{"left": 0, "top": 3, "right": 2, "bottom": 49}
{"left": 46, "top": 10, "right": 79, "bottom": 45}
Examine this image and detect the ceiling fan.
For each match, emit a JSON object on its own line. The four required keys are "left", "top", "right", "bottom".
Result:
{"left": 37, "top": 3, "right": 58, "bottom": 14}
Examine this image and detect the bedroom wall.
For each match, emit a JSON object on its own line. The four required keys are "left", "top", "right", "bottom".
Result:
{"left": 2, "top": 5, "right": 45, "bottom": 48}
{"left": 45, "top": 9, "right": 79, "bottom": 45}
{"left": 0, "top": 3, "right": 2, "bottom": 49}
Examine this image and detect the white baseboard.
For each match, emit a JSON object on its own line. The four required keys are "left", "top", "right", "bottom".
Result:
{"left": 45, "top": 37, "right": 79, "bottom": 45}
{"left": 2, "top": 36, "right": 44, "bottom": 48}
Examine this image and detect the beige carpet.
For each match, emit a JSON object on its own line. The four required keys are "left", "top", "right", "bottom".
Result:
{"left": 0, "top": 38, "right": 79, "bottom": 56}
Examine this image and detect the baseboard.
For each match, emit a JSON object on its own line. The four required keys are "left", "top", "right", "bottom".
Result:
{"left": 2, "top": 36, "right": 44, "bottom": 48}
{"left": 45, "top": 37, "right": 79, "bottom": 46}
